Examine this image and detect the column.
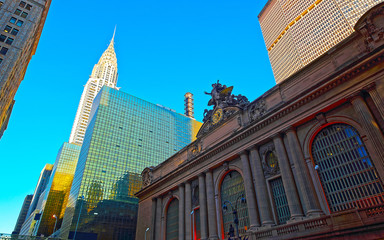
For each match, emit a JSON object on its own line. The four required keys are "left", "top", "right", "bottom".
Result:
{"left": 273, "top": 134, "right": 304, "bottom": 219}
{"left": 248, "top": 146, "right": 274, "bottom": 225}
{"left": 205, "top": 170, "right": 219, "bottom": 239}
{"left": 285, "top": 128, "right": 323, "bottom": 216}
{"left": 150, "top": 198, "right": 157, "bottom": 240}
{"left": 198, "top": 173, "right": 208, "bottom": 240}
{"left": 366, "top": 85, "right": 384, "bottom": 120}
{"left": 351, "top": 95, "right": 384, "bottom": 179}
{"left": 185, "top": 182, "right": 192, "bottom": 240}
{"left": 239, "top": 151, "right": 260, "bottom": 229}
{"left": 155, "top": 197, "right": 162, "bottom": 240}
{"left": 179, "top": 184, "right": 185, "bottom": 240}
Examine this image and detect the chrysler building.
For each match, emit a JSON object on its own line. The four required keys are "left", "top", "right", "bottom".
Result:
{"left": 69, "top": 30, "right": 119, "bottom": 145}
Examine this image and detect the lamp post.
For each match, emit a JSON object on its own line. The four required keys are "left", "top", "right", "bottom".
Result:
{"left": 52, "top": 215, "right": 58, "bottom": 234}
{"left": 191, "top": 210, "right": 194, "bottom": 240}
{"left": 73, "top": 195, "right": 85, "bottom": 240}
{"left": 145, "top": 227, "right": 150, "bottom": 240}
{"left": 222, "top": 194, "right": 247, "bottom": 239}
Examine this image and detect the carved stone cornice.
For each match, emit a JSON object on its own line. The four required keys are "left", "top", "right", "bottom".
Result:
{"left": 136, "top": 53, "right": 384, "bottom": 199}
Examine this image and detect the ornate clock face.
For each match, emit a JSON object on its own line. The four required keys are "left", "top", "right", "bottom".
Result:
{"left": 212, "top": 109, "right": 223, "bottom": 124}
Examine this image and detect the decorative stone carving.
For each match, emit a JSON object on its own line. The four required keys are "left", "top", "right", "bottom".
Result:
{"left": 197, "top": 81, "right": 250, "bottom": 138}
{"left": 315, "top": 113, "right": 327, "bottom": 126}
{"left": 223, "top": 161, "right": 229, "bottom": 172}
{"left": 260, "top": 144, "right": 280, "bottom": 178}
{"left": 188, "top": 140, "right": 203, "bottom": 160}
{"left": 141, "top": 167, "right": 154, "bottom": 188}
{"left": 355, "top": 3, "right": 384, "bottom": 52}
{"left": 249, "top": 99, "right": 267, "bottom": 122}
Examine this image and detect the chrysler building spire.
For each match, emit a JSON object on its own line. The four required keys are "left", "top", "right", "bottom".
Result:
{"left": 69, "top": 30, "right": 119, "bottom": 145}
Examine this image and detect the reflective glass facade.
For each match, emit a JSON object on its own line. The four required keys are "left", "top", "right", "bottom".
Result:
{"left": 34, "top": 142, "right": 81, "bottom": 237}
{"left": 259, "top": 0, "right": 384, "bottom": 83}
{"left": 60, "top": 86, "right": 201, "bottom": 240}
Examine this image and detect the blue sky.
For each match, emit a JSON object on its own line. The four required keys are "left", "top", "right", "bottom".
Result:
{"left": 0, "top": 0, "right": 273, "bottom": 233}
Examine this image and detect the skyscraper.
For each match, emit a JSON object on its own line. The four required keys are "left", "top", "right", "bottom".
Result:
{"left": 19, "top": 164, "right": 53, "bottom": 236}
{"left": 0, "top": 0, "right": 52, "bottom": 139}
{"left": 69, "top": 30, "right": 118, "bottom": 145}
{"left": 258, "top": 0, "right": 384, "bottom": 83}
{"left": 60, "top": 86, "right": 202, "bottom": 240}
{"left": 32, "top": 143, "right": 81, "bottom": 237}
{"left": 13, "top": 194, "right": 33, "bottom": 234}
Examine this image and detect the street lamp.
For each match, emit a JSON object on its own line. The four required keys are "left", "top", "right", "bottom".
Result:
{"left": 222, "top": 194, "right": 247, "bottom": 239}
{"left": 73, "top": 195, "right": 85, "bottom": 240}
{"left": 191, "top": 210, "right": 194, "bottom": 240}
{"left": 144, "top": 227, "right": 150, "bottom": 240}
{"left": 52, "top": 215, "right": 58, "bottom": 234}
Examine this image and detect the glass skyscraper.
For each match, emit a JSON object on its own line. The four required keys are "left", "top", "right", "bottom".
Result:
{"left": 33, "top": 142, "right": 81, "bottom": 237}
{"left": 60, "top": 86, "right": 201, "bottom": 240}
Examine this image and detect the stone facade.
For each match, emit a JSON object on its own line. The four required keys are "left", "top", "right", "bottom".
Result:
{"left": 0, "top": 0, "right": 51, "bottom": 139}
{"left": 136, "top": 4, "right": 384, "bottom": 240}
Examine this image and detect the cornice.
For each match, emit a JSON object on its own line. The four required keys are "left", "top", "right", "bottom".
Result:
{"left": 136, "top": 51, "right": 384, "bottom": 199}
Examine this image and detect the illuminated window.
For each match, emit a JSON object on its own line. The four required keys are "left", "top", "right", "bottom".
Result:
{"left": 266, "top": 151, "right": 278, "bottom": 168}
{"left": 312, "top": 124, "right": 384, "bottom": 212}
{"left": 166, "top": 198, "right": 179, "bottom": 240}
{"left": 4, "top": 25, "right": 11, "bottom": 33}
{"left": 26, "top": 4, "right": 32, "bottom": 10}
{"left": 19, "top": 1, "right": 26, "bottom": 7}
{"left": 21, "top": 12, "right": 28, "bottom": 18}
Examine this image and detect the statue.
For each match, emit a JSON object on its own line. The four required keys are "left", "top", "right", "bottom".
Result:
{"left": 202, "top": 80, "right": 250, "bottom": 123}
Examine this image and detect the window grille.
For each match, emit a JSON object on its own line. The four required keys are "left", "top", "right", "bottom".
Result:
{"left": 312, "top": 124, "right": 384, "bottom": 212}
{"left": 270, "top": 177, "right": 290, "bottom": 224}
{"left": 166, "top": 198, "right": 179, "bottom": 240}
{"left": 220, "top": 171, "right": 249, "bottom": 237}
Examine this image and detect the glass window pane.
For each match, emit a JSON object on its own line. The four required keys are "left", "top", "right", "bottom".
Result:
{"left": 0, "top": 47, "right": 9, "bottom": 55}
{"left": 5, "top": 37, "right": 14, "bottom": 45}
{"left": 21, "top": 12, "right": 28, "bottom": 18}
{"left": 26, "top": 4, "right": 32, "bottom": 10}
{"left": 0, "top": 34, "right": 6, "bottom": 42}
{"left": 312, "top": 124, "right": 384, "bottom": 212}
{"left": 166, "top": 198, "right": 179, "bottom": 240}
{"left": 4, "top": 25, "right": 12, "bottom": 33}
{"left": 9, "top": 17, "right": 16, "bottom": 24}
{"left": 11, "top": 28, "right": 19, "bottom": 36}
{"left": 19, "top": 1, "right": 26, "bottom": 7}
{"left": 16, "top": 20, "right": 23, "bottom": 27}
{"left": 14, "top": 9, "right": 22, "bottom": 15}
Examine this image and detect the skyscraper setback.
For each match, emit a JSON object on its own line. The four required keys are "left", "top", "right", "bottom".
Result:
{"left": 258, "top": 0, "right": 384, "bottom": 83}
{"left": 69, "top": 30, "right": 118, "bottom": 145}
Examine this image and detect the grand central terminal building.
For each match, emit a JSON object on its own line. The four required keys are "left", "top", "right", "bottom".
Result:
{"left": 136, "top": 4, "right": 384, "bottom": 240}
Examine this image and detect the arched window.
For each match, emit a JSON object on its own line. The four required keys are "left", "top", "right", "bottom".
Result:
{"left": 221, "top": 171, "right": 249, "bottom": 237}
{"left": 312, "top": 123, "right": 384, "bottom": 212}
{"left": 166, "top": 198, "right": 179, "bottom": 240}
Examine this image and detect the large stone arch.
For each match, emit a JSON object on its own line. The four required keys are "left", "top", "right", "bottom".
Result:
{"left": 214, "top": 163, "right": 247, "bottom": 239}
{"left": 161, "top": 194, "right": 179, "bottom": 240}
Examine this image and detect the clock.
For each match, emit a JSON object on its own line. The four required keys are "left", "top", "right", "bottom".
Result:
{"left": 212, "top": 109, "right": 223, "bottom": 124}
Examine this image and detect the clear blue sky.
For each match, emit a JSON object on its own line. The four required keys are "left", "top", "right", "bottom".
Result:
{"left": 0, "top": 0, "right": 273, "bottom": 233}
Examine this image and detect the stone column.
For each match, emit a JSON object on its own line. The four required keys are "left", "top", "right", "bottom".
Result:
{"left": 366, "top": 84, "right": 384, "bottom": 121}
{"left": 239, "top": 151, "right": 260, "bottom": 229}
{"left": 273, "top": 134, "right": 304, "bottom": 219}
{"left": 351, "top": 95, "right": 384, "bottom": 179}
{"left": 155, "top": 197, "right": 162, "bottom": 240}
{"left": 248, "top": 146, "right": 274, "bottom": 226}
{"left": 285, "top": 128, "right": 323, "bottom": 217}
{"left": 205, "top": 170, "right": 219, "bottom": 239}
{"left": 179, "top": 184, "right": 185, "bottom": 240}
{"left": 185, "top": 182, "right": 192, "bottom": 240}
{"left": 150, "top": 198, "right": 157, "bottom": 240}
{"left": 198, "top": 173, "right": 208, "bottom": 240}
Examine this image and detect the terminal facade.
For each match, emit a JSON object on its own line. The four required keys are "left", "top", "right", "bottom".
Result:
{"left": 136, "top": 4, "right": 384, "bottom": 240}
